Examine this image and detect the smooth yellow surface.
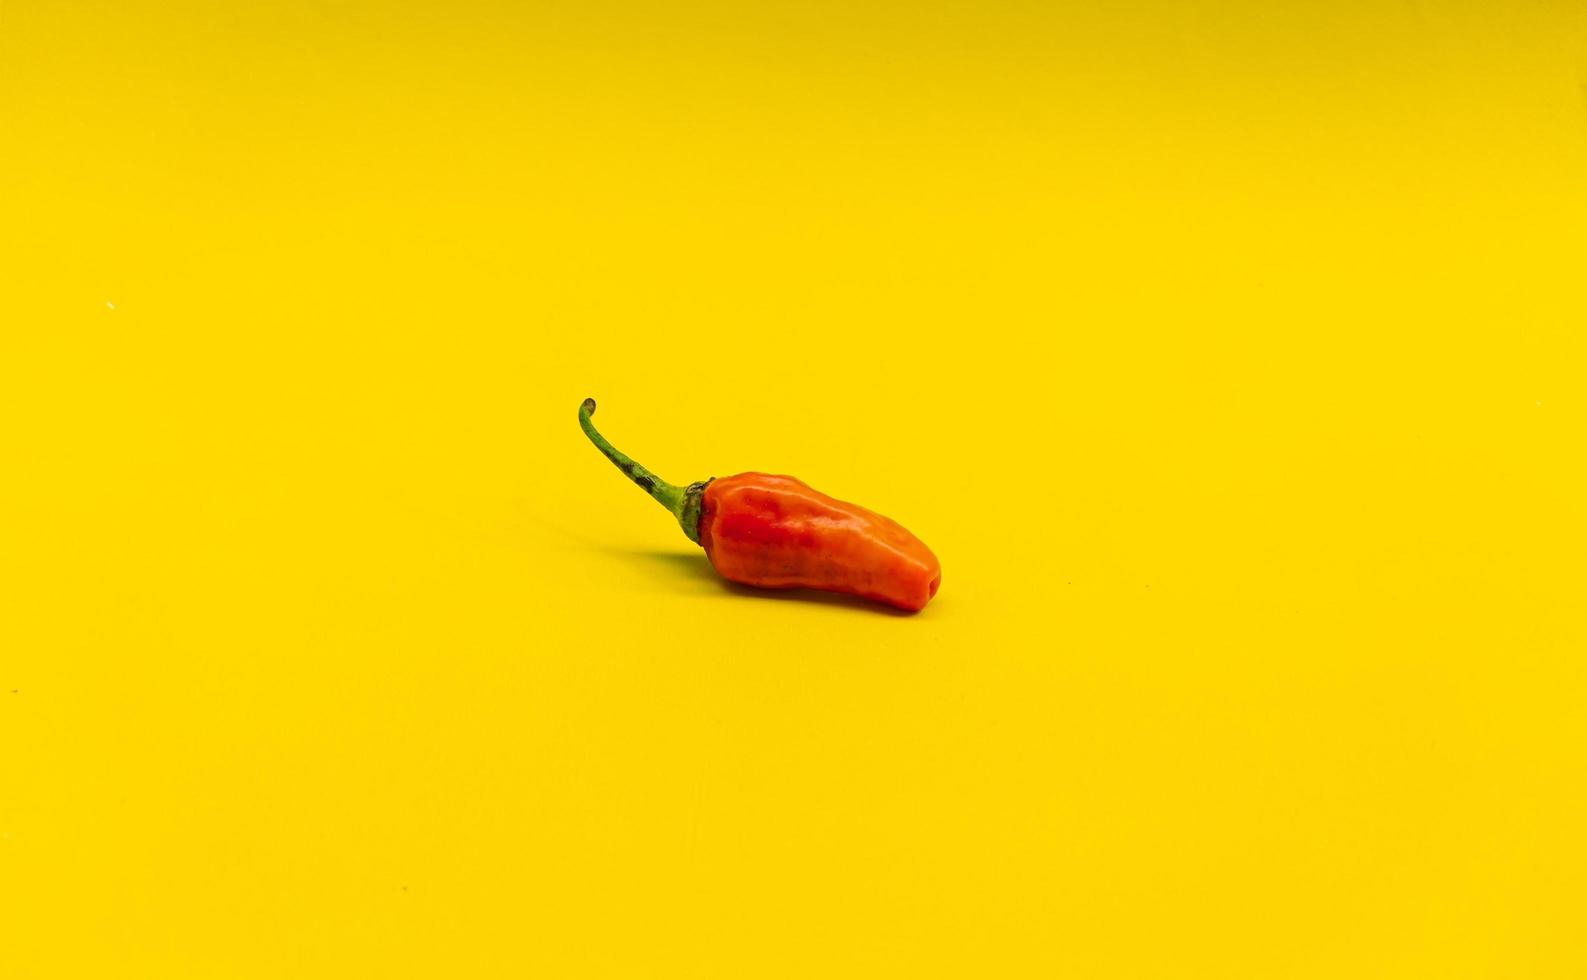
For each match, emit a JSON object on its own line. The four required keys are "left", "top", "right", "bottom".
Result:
{"left": 3, "top": 2, "right": 1585, "bottom": 976}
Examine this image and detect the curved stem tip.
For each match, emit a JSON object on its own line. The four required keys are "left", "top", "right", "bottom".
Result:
{"left": 578, "top": 398, "right": 709, "bottom": 545}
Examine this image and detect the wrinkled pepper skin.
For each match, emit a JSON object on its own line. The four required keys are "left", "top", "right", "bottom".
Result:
{"left": 577, "top": 398, "right": 942, "bottom": 613}
{"left": 699, "top": 473, "right": 941, "bottom": 612}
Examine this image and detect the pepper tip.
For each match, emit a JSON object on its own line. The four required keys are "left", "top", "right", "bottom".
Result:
{"left": 580, "top": 397, "right": 597, "bottom": 416}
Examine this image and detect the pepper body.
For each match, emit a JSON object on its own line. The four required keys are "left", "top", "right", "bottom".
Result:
{"left": 578, "top": 398, "right": 941, "bottom": 612}
{"left": 699, "top": 473, "right": 941, "bottom": 611}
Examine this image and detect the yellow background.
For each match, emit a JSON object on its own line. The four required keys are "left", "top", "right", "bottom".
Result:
{"left": 3, "top": 1, "right": 1585, "bottom": 975}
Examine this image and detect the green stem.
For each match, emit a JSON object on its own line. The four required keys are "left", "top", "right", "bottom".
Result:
{"left": 578, "top": 398, "right": 710, "bottom": 545}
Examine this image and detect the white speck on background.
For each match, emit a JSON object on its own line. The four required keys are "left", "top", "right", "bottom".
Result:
{"left": 106, "top": 301, "right": 116, "bottom": 310}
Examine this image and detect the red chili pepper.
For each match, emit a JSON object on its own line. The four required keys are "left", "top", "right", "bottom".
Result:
{"left": 578, "top": 398, "right": 941, "bottom": 611}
